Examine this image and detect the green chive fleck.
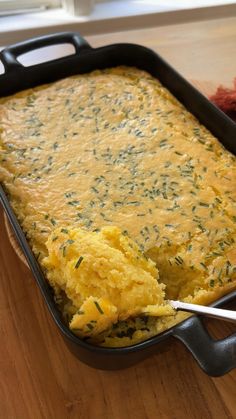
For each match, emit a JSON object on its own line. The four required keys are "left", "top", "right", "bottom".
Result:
{"left": 75, "top": 256, "right": 84, "bottom": 269}
{"left": 61, "top": 228, "right": 69, "bottom": 234}
{"left": 94, "top": 301, "right": 104, "bottom": 314}
{"left": 87, "top": 323, "right": 94, "bottom": 331}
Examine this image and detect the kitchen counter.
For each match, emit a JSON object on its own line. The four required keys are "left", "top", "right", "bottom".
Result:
{"left": 0, "top": 16, "right": 235, "bottom": 419}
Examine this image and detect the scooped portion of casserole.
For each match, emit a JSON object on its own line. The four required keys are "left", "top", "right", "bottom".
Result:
{"left": 42, "top": 226, "right": 173, "bottom": 338}
{"left": 0, "top": 66, "right": 235, "bottom": 347}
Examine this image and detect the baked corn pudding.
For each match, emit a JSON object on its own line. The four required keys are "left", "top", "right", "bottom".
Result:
{"left": 0, "top": 66, "right": 235, "bottom": 347}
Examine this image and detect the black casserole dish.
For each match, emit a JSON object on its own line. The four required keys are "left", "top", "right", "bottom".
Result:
{"left": 0, "top": 32, "right": 236, "bottom": 376}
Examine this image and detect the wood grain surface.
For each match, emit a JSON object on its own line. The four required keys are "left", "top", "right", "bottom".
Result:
{"left": 0, "top": 16, "right": 236, "bottom": 419}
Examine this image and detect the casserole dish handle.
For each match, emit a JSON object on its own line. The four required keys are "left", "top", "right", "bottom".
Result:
{"left": 173, "top": 316, "right": 236, "bottom": 376}
{"left": 0, "top": 32, "right": 91, "bottom": 72}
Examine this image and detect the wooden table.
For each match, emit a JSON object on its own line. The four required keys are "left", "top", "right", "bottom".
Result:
{"left": 0, "top": 16, "right": 236, "bottom": 419}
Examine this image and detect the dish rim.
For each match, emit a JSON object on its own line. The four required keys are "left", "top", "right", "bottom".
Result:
{"left": 0, "top": 32, "right": 235, "bottom": 374}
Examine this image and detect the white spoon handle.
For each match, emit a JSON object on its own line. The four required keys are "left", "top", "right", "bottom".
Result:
{"left": 170, "top": 300, "right": 236, "bottom": 323}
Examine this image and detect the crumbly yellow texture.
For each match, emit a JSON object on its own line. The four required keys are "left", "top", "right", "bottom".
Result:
{"left": 0, "top": 66, "right": 235, "bottom": 346}
{"left": 42, "top": 226, "right": 173, "bottom": 337}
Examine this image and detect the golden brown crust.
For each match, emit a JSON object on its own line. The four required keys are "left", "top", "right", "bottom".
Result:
{"left": 0, "top": 66, "right": 235, "bottom": 346}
